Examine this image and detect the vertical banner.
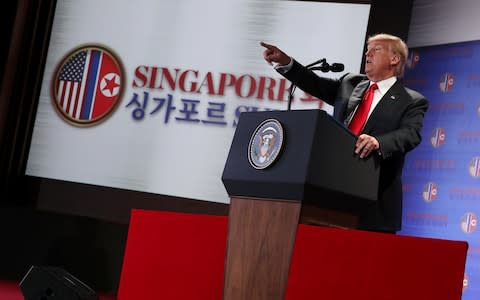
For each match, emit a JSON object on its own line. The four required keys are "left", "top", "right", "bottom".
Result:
{"left": 401, "top": 40, "right": 480, "bottom": 300}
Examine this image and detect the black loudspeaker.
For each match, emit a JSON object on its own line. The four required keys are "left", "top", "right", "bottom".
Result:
{"left": 19, "top": 266, "right": 99, "bottom": 300}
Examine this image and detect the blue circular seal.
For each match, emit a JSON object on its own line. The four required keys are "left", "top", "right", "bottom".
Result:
{"left": 248, "top": 119, "right": 284, "bottom": 169}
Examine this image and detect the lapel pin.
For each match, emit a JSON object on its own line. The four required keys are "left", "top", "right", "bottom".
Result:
{"left": 390, "top": 95, "right": 396, "bottom": 100}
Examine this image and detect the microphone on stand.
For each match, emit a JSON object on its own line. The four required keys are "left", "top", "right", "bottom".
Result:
{"left": 310, "top": 62, "right": 344, "bottom": 72}
{"left": 287, "top": 58, "right": 345, "bottom": 111}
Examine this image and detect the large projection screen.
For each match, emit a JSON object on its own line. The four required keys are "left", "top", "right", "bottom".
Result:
{"left": 26, "top": 0, "right": 371, "bottom": 205}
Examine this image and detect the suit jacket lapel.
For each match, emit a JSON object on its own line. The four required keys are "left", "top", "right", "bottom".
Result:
{"left": 344, "top": 79, "right": 370, "bottom": 126}
{"left": 363, "top": 81, "right": 404, "bottom": 133}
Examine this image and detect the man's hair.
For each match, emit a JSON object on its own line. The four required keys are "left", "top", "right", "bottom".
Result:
{"left": 368, "top": 33, "right": 408, "bottom": 77}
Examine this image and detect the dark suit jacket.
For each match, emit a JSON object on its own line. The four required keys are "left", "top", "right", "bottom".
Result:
{"left": 281, "top": 60, "right": 429, "bottom": 232}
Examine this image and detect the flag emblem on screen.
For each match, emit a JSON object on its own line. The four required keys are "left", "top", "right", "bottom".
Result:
{"left": 406, "top": 51, "right": 420, "bottom": 69}
{"left": 51, "top": 45, "right": 124, "bottom": 126}
{"left": 422, "top": 182, "right": 437, "bottom": 203}
{"left": 463, "top": 274, "right": 469, "bottom": 291}
{"left": 430, "top": 128, "right": 446, "bottom": 148}
{"left": 439, "top": 72, "right": 454, "bottom": 93}
{"left": 460, "top": 212, "right": 477, "bottom": 233}
{"left": 468, "top": 156, "right": 480, "bottom": 178}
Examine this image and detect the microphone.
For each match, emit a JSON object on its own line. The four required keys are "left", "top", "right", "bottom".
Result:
{"left": 310, "top": 62, "right": 344, "bottom": 72}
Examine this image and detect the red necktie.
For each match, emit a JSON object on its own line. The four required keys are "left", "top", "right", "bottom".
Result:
{"left": 348, "top": 83, "right": 378, "bottom": 135}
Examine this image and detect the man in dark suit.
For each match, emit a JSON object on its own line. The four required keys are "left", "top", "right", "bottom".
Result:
{"left": 261, "top": 33, "right": 428, "bottom": 233}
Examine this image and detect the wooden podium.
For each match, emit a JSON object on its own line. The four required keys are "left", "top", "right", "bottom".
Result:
{"left": 221, "top": 110, "right": 380, "bottom": 299}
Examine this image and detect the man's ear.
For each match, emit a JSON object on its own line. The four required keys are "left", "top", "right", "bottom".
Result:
{"left": 391, "top": 54, "right": 400, "bottom": 67}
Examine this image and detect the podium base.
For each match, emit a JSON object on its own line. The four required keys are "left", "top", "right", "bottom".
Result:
{"left": 223, "top": 197, "right": 301, "bottom": 300}
{"left": 300, "top": 204, "right": 360, "bottom": 229}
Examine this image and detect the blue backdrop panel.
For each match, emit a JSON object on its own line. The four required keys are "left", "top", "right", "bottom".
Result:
{"left": 401, "top": 40, "right": 480, "bottom": 299}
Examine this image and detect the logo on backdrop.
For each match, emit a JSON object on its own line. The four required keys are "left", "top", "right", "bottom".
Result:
{"left": 439, "top": 72, "right": 454, "bottom": 93}
{"left": 51, "top": 45, "right": 125, "bottom": 126}
{"left": 460, "top": 212, "right": 477, "bottom": 233}
{"left": 406, "top": 51, "right": 420, "bottom": 69}
{"left": 422, "top": 182, "right": 437, "bottom": 203}
{"left": 430, "top": 128, "right": 446, "bottom": 148}
{"left": 248, "top": 119, "right": 284, "bottom": 170}
{"left": 468, "top": 156, "right": 480, "bottom": 178}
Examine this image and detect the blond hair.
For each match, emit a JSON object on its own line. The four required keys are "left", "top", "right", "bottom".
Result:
{"left": 368, "top": 33, "right": 408, "bottom": 77}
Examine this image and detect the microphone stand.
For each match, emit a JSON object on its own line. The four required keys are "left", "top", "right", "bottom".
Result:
{"left": 287, "top": 82, "right": 296, "bottom": 111}
{"left": 287, "top": 58, "right": 326, "bottom": 111}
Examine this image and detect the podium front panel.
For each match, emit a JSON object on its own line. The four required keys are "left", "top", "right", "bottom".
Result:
{"left": 222, "top": 110, "right": 379, "bottom": 209}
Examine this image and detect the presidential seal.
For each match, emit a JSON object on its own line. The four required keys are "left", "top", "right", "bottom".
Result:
{"left": 248, "top": 119, "right": 284, "bottom": 169}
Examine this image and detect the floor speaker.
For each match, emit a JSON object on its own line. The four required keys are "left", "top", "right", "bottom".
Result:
{"left": 19, "top": 266, "right": 98, "bottom": 300}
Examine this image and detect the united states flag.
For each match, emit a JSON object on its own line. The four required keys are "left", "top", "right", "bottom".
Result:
{"left": 57, "top": 50, "right": 89, "bottom": 119}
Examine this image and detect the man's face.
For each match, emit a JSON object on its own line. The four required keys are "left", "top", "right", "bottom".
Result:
{"left": 364, "top": 40, "right": 398, "bottom": 82}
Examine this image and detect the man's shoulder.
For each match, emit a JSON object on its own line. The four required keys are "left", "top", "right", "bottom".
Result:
{"left": 340, "top": 73, "right": 368, "bottom": 85}
{"left": 342, "top": 73, "right": 367, "bottom": 81}
{"left": 403, "top": 86, "right": 425, "bottom": 100}
{"left": 393, "top": 81, "right": 427, "bottom": 102}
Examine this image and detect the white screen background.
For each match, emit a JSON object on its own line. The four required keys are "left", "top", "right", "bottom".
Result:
{"left": 26, "top": 0, "right": 371, "bottom": 204}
